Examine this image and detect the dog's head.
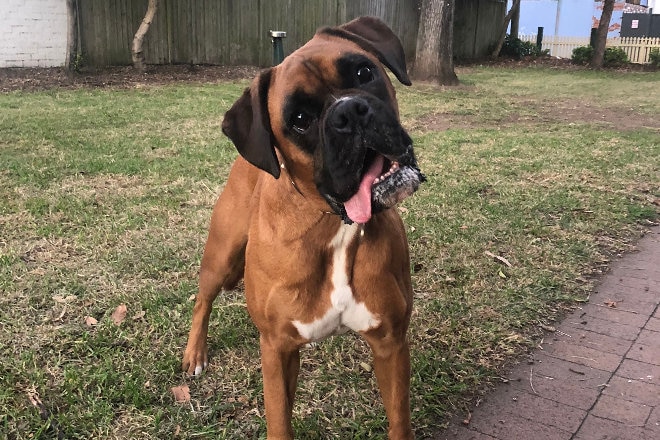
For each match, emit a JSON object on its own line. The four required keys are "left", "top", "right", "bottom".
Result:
{"left": 222, "top": 16, "right": 424, "bottom": 224}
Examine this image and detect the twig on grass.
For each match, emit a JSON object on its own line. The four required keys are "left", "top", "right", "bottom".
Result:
{"left": 484, "top": 250, "right": 513, "bottom": 267}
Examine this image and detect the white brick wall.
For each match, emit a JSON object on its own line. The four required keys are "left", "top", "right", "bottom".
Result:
{"left": 0, "top": 0, "right": 68, "bottom": 68}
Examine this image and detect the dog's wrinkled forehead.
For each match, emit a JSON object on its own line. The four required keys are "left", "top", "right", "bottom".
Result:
{"left": 276, "top": 36, "right": 391, "bottom": 99}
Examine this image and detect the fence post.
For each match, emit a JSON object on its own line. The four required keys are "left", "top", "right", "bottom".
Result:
{"left": 536, "top": 27, "right": 544, "bottom": 52}
{"left": 270, "top": 30, "right": 287, "bottom": 65}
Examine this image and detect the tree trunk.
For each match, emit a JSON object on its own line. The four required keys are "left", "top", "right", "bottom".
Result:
{"left": 411, "top": 0, "right": 458, "bottom": 86}
{"left": 591, "top": 0, "right": 615, "bottom": 69}
{"left": 491, "top": 0, "right": 521, "bottom": 58}
{"left": 65, "top": 0, "right": 77, "bottom": 71}
{"left": 510, "top": 0, "right": 520, "bottom": 40}
{"left": 132, "top": 0, "right": 158, "bottom": 71}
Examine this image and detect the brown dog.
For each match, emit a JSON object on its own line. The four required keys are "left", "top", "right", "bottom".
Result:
{"left": 182, "top": 16, "right": 424, "bottom": 439}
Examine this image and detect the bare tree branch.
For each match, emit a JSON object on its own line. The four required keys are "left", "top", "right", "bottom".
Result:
{"left": 132, "top": 0, "right": 159, "bottom": 71}
{"left": 491, "top": 0, "right": 521, "bottom": 59}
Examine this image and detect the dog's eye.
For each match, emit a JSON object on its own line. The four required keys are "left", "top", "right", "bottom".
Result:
{"left": 356, "top": 65, "right": 375, "bottom": 84}
{"left": 291, "top": 111, "right": 313, "bottom": 134}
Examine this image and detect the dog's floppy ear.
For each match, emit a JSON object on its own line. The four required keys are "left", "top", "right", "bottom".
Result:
{"left": 222, "top": 69, "right": 281, "bottom": 179}
{"left": 322, "top": 16, "right": 411, "bottom": 86}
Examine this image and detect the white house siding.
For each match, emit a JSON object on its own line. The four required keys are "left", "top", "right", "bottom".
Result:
{"left": 0, "top": 0, "right": 68, "bottom": 67}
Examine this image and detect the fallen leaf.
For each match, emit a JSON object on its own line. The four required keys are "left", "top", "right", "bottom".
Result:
{"left": 84, "top": 316, "right": 98, "bottom": 326}
{"left": 171, "top": 385, "right": 190, "bottom": 403}
{"left": 132, "top": 310, "right": 146, "bottom": 321}
{"left": 604, "top": 300, "right": 617, "bottom": 308}
{"left": 111, "top": 304, "right": 127, "bottom": 325}
{"left": 498, "top": 270, "right": 507, "bottom": 279}
{"left": 188, "top": 294, "right": 196, "bottom": 302}
{"left": 174, "top": 425, "right": 181, "bottom": 436}
{"left": 360, "top": 362, "right": 373, "bottom": 372}
{"left": 398, "top": 206, "right": 409, "bottom": 213}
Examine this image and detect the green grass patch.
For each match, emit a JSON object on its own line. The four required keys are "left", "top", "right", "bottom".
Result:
{"left": 0, "top": 67, "right": 658, "bottom": 439}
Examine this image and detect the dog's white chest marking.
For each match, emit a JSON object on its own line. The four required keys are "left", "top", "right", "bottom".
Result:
{"left": 292, "top": 223, "right": 381, "bottom": 342}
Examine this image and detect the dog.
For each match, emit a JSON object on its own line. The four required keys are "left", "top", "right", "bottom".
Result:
{"left": 182, "top": 16, "right": 424, "bottom": 439}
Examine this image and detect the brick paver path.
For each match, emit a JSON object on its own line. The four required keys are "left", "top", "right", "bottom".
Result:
{"left": 437, "top": 227, "right": 659, "bottom": 440}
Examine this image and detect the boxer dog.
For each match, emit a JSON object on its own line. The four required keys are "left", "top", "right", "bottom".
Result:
{"left": 182, "top": 16, "right": 424, "bottom": 439}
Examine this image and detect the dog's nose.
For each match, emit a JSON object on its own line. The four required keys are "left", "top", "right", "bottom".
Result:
{"left": 328, "top": 97, "right": 374, "bottom": 134}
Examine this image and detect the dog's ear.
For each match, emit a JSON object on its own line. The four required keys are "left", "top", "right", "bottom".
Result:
{"left": 222, "top": 69, "right": 281, "bottom": 179}
{"left": 323, "top": 16, "right": 411, "bottom": 86}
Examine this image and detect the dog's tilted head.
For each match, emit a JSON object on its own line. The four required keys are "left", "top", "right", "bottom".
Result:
{"left": 222, "top": 16, "right": 425, "bottom": 224}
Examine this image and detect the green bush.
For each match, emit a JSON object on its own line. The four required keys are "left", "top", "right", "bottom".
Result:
{"left": 648, "top": 48, "right": 660, "bottom": 67}
{"left": 500, "top": 34, "right": 549, "bottom": 59}
{"left": 571, "top": 46, "right": 629, "bottom": 67}
{"left": 603, "top": 47, "right": 629, "bottom": 67}
{"left": 571, "top": 46, "right": 593, "bottom": 65}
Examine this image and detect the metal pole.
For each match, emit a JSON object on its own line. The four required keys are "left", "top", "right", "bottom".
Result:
{"left": 554, "top": 0, "right": 562, "bottom": 36}
{"left": 270, "top": 30, "right": 286, "bottom": 65}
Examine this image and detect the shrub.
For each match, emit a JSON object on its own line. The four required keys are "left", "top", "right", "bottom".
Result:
{"left": 571, "top": 46, "right": 629, "bottom": 67}
{"left": 571, "top": 46, "right": 593, "bottom": 65}
{"left": 648, "top": 48, "right": 660, "bottom": 67}
{"left": 500, "top": 34, "right": 549, "bottom": 59}
{"left": 603, "top": 47, "right": 628, "bottom": 67}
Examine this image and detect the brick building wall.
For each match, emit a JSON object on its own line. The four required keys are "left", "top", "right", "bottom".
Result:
{"left": 0, "top": 0, "right": 68, "bottom": 68}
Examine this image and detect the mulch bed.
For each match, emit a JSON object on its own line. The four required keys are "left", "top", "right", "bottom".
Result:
{"left": 1, "top": 56, "right": 654, "bottom": 93}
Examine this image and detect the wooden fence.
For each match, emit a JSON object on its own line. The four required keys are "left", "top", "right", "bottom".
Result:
{"left": 77, "top": 0, "right": 506, "bottom": 67}
{"left": 77, "top": 0, "right": 420, "bottom": 67}
{"left": 609, "top": 37, "right": 660, "bottom": 64}
{"left": 519, "top": 34, "right": 660, "bottom": 63}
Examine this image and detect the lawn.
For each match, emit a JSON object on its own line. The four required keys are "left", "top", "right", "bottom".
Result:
{"left": 0, "top": 66, "right": 658, "bottom": 439}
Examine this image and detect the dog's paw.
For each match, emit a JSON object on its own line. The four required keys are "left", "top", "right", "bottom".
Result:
{"left": 182, "top": 342, "right": 209, "bottom": 376}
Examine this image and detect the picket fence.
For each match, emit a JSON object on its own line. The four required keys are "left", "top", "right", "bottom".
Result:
{"left": 519, "top": 35, "right": 660, "bottom": 64}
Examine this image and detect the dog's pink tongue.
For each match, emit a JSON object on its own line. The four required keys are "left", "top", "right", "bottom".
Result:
{"left": 344, "top": 155, "right": 384, "bottom": 224}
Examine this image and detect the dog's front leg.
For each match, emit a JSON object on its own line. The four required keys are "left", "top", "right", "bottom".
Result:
{"left": 364, "top": 332, "right": 413, "bottom": 440}
{"left": 260, "top": 335, "right": 301, "bottom": 440}
{"left": 182, "top": 160, "right": 255, "bottom": 376}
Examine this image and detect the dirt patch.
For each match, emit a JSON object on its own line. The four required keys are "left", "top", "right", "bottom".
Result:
{"left": 0, "top": 64, "right": 260, "bottom": 92}
{"left": 536, "top": 100, "right": 659, "bottom": 131}
{"left": 416, "top": 100, "right": 659, "bottom": 132}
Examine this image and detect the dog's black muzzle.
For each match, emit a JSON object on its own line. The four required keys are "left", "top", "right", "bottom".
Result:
{"left": 316, "top": 94, "right": 425, "bottom": 224}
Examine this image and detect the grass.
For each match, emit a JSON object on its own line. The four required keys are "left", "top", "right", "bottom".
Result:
{"left": 1, "top": 66, "right": 658, "bottom": 439}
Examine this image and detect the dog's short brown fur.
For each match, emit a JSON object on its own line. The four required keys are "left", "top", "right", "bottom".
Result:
{"left": 182, "top": 17, "right": 423, "bottom": 439}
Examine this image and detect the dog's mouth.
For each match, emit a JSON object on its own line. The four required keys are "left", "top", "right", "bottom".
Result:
{"left": 342, "top": 150, "right": 425, "bottom": 224}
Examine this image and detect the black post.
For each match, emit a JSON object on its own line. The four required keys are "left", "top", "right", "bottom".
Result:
{"left": 270, "top": 30, "right": 286, "bottom": 65}
{"left": 536, "top": 26, "right": 544, "bottom": 53}
{"left": 590, "top": 28, "right": 598, "bottom": 48}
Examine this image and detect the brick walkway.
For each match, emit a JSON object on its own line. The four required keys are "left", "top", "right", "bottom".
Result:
{"left": 437, "top": 227, "right": 660, "bottom": 440}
